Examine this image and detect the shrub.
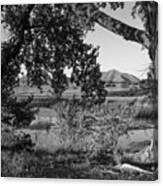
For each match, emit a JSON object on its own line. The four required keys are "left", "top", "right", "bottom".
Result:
{"left": 50, "top": 100, "right": 130, "bottom": 166}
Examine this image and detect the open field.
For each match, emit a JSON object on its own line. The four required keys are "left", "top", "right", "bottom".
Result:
{"left": 14, "top": 84, "right": 146, "bottom": 101}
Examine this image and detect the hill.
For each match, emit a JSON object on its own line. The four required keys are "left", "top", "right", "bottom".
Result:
{"left": 101, "top": 69, "right": 140, "bottom": 84}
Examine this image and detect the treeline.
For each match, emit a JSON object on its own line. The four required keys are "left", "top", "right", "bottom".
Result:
{"left": 106, "top": 88, "right": 149, "bottom": 97}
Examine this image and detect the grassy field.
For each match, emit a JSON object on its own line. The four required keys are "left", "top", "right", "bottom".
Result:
{"left": 2, "top": 86, "right": 158, "bottom": 179}
{"left": 14, "top": 84, "right": 145, "bottom": 101}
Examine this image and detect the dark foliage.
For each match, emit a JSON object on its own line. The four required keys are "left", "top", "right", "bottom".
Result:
{"left": 2, "top": 96, "right": 37, "bottom": 128}
{"left": 1, "top": 4, "right": 107, "bottom": 104}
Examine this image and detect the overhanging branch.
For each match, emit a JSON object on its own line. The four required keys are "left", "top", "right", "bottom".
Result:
{"left": 95, "top": 10, "right": 150, "bottom": 49}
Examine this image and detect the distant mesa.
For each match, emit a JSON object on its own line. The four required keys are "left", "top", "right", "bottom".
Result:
{"left": 101, "top": 69, "right": 140, "bottom": 86}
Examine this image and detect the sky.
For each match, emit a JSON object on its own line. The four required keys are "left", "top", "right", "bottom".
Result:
{"left": 1, "top": 2, "right": 151, "bottom": 79}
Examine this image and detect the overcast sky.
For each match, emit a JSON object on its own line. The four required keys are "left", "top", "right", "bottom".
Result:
{"left": 1, "top": 2, "right": 151, "bottom": 79}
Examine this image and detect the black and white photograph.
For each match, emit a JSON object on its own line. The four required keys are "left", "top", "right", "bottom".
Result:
{"left": 1, "top": 1, "right": 158, "bottom": 180}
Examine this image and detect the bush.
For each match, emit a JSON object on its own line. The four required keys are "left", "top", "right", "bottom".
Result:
{"left": 2, "top": 96, "right": 38, "bottom": 128}
{"left": 1, "top": 124, "right": 35, "bottom": 177}
{"left": 50, "top": 100, "right": 130, "bottom": 166}
{"left": 1, "top": 96, "right": 37, "bottom": 177}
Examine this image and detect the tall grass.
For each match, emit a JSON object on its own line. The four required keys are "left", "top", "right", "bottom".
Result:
{"left": 134, "top": 97, "right": 158, "bottom": 121}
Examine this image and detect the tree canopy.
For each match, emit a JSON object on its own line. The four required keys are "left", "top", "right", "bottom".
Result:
{"left": 1, "top": 4, "right": 107, "bottom": 104}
